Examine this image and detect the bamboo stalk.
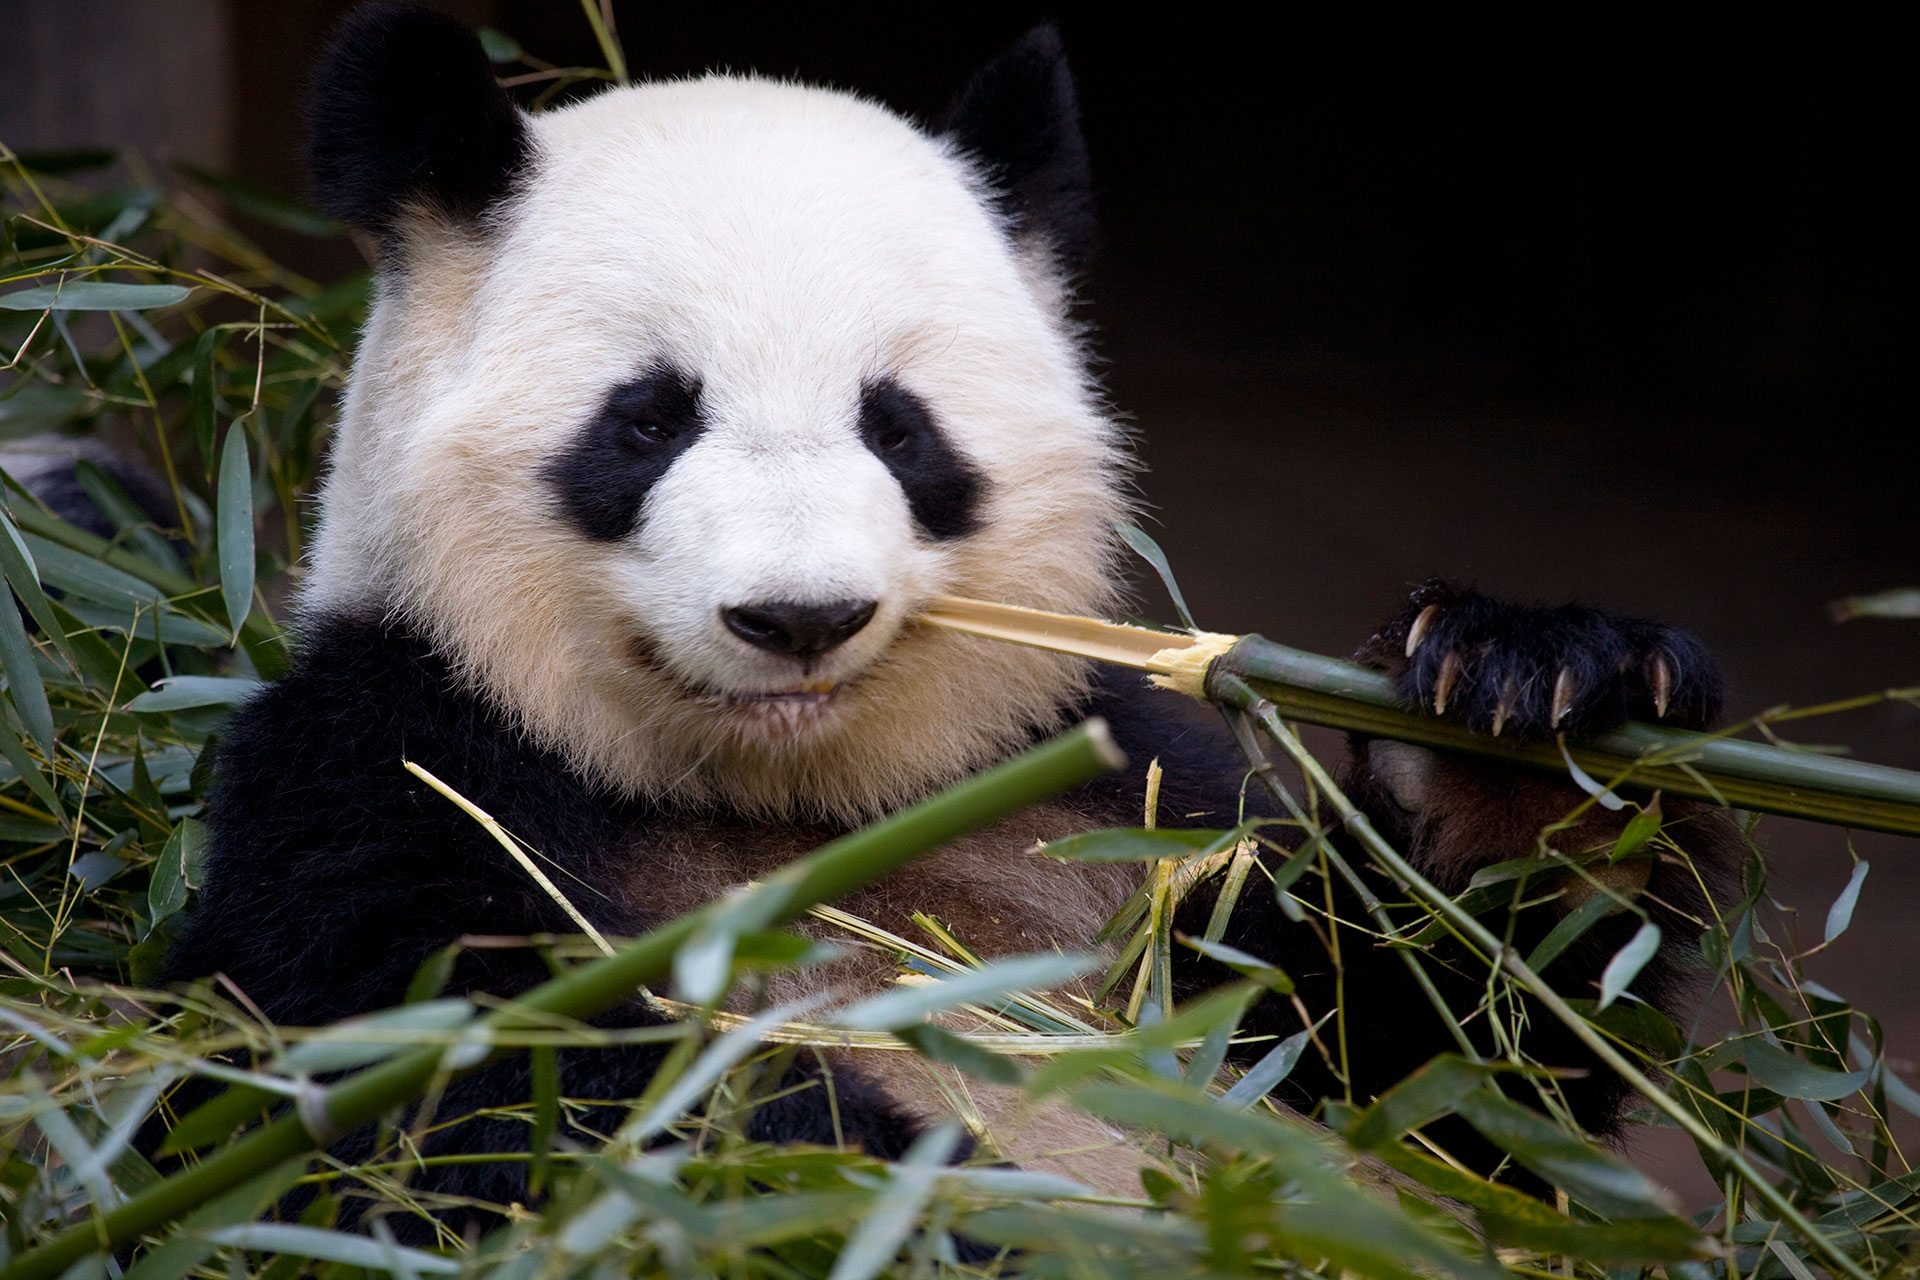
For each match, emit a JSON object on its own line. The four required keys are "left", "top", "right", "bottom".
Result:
{"left": 0, "top": 720, "right": 1124, "bottom": 1280}
{"left": 922, "top": 596, "right": 1920, "bottom": 837}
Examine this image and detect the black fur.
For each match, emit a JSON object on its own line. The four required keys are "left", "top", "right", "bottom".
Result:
{"left": 1367, "top": 580, "right": 1725, "bottom": 740}
{"left": 939, "top": 24, "right": 1097, "bottom": 275}
{"left": 159, "top": 612, "right": 929, "bottom": 1236}
{"left": 543, "top": 365, "right": 709, "bottom": 542}
{"left": 857, "top": 378, "right": 989, "bottom": 541}
{"left": 306, "top": 3, "right": 531, "bottom": 234}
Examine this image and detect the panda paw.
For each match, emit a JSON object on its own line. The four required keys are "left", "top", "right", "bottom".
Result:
{"left": 1359, "top": 580, "right": 1724, "bottom": 740}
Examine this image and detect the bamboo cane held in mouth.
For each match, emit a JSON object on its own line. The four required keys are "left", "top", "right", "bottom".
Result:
{"left": 919, "top": 596, "right": 1920, "bottom": 838}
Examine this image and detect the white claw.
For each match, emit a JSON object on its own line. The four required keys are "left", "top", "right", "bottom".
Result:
{"left": 1491, "top": 679, "right": 1517, "bottom": 737}
{"left": 1649, "top": 654, "right": 1673, "bottom": 719}
{"left": 1406, "top": 603, "right": 1441, "bottom": 658}
{"left": 1433, "top": 651, "right": 1463, "bottom": 714}
{"left": 1550, "top": 667, "right": 1578, "bottom": 729}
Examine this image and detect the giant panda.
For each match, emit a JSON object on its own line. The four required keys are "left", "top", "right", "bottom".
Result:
{"left": 161, "top": 2, "right": 1742, "bottom": 1236}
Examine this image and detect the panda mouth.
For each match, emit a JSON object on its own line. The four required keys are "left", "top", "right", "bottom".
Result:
{"left": 725, "top": 681, "right": 837, "bottom": 707}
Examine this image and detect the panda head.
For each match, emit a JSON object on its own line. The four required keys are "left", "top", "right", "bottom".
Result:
{"left": 303, "top": 6, "right": 1129, "bottom": 819}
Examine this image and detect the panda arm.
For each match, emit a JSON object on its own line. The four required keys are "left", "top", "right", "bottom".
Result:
{"left": 1127, "top": 585, "right": 1743, "bottom": 1148}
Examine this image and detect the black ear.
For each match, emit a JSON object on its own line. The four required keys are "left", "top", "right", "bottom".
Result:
{"left": 939, "top": 24, "right": 1095, "bottom": 276}
{"left": 306, "top": 3, "right": 531, "bottom": 236}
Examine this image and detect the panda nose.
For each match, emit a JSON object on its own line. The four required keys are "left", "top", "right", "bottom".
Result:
{"left": 721, "top": 599, "right": 878, "bottom": 659}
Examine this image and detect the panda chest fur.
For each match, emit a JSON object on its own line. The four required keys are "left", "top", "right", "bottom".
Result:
{"left": 618, "top": 799, "right": 1145, "bottom": 1006}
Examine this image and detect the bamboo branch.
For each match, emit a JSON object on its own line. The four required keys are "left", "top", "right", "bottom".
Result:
{"left": 0, "top": 720, "right": 1124, "bottom": 1280}
{"left": 920, "top": 596, "right": 1920, "bottom": 837}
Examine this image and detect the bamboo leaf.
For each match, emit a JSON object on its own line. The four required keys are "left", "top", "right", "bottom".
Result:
{"left": 1042, "top": 825, "right": 1231, "bottom": 862}
{"left": 200, "top": 1225, "right": 461, "bottom": 1274}
{"left": 125, "top": 675, "right": 262, "bottom": 713}
{"left": 1452, "top": 1086, "right": 1675, "bottom": 1219}
{"left": 892, "top": 1023, "right": 1027, "bottom": 1085}
{"left": 838, "top": 953, "right": 1094, "bottom": 1030}
{"left": 1116, "top": 521, "right": 1200, "bottom": 629}
{"left": 1611, "top": 794, "right": 1663, "bottom": 861}
{"left": 1219, "top": 1014, "right": 1327, "bottom": 1108}
{"left": 216, "top": 420, "right": 255, "bottom": 638}
{"left": 1744, "top": 1039, "right": 1870, "bottom": 1101}
{"left": 1825, "top": 859, "right": 1869, "bottom": 944}
{"left": 1525, "top": 891, "right": 1619, "bottom": 974}
{"left": 1598, "top": 921, "right": 1661, "bottom": 1010}
{"left": 0, "top": 571, "right": 54, "bottom": 756}
{"left": 146, "top": 818, "right": 207, "bottom": 937}
{"left": 827, "top": 1123, "right": 961, "bottom": 1280}
{"left": 0, "top": 282, "right": 193, "bottom": 311}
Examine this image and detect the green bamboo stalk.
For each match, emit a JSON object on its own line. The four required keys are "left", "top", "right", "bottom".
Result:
{"left": 1219, "top": 634, "right": 1920, "bottom": 836}
{"left": 922, "top": 598, "right": 1920, "bottom": 836}
{"left": 1215, "top": 678, "right": 1871, "bottom": 1280}
{"left": 0, "top": 720, "right": 1124, "bottom": 1280}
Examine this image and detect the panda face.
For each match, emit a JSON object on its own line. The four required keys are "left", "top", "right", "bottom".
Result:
{"left": 305, "top": 67, "right": 1128, "bottom": 818}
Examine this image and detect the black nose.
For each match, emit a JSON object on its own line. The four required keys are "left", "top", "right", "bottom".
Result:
{"left": 721, "top": 599, "right": 878, "bottom": 659}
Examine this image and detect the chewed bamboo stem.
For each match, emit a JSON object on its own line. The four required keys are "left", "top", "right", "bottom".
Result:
{"left": 922, "top": 596, "right": 1920, "bottom": 837}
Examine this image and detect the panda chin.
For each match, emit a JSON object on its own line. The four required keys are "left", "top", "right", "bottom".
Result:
{"left": 714, "top": 684, "right": 841, "bottom": 743}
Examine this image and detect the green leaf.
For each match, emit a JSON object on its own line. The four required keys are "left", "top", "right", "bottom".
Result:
{"left": 1598, "top": 920, "right": 1661, "bottom": 1010}
{"left": 827, "top": 1123, "right": 960, "bottom": 1280}
{"left": 477, "top": 26, "right": 525, "bottom": 62}
{"left": 892, "top": 1023, "right": 1027, "bottom": 1086}
{"left": 1116, "top": 521, "right": 1199, "bottom": 629}
{"left": 0, "top": 507, "right": 73, "bottom": 660}
{"left": 1218, "top": 1015, "right": 1326, "bottom": 1107}
{"left": 1042, "top": 826, "right": 1232, "bottom": 862}
{"left": 277, "top": 999, "right": 475, "bottom": 1074}
{"left": 1452, "top": 1086, "right": 1676, "bottom": 1218}
{"left": 1743, "top": 1039, "right": 1870, "bottom": 1101}
{"left": 1179, "top": 933, "right": 1293, "bottom": 992}
{"left": 1524, "top": 891, "right": 1618, "bottom": 974}
{"left": 0, "top": 566, "right": 55, "bottom": 756}
{"left": 0, "top": 383, "right": 92, "bottom": 435}
{"left": 146, "top": 818, "right": 208, "bottom": 937}
{"left": 217, "top": 420, "right": 255, "bottom": 638}
{"left": 838, "top": 952, "right": 1094, "bottom": 1030}
{"left": 188, "top": 326, "right": 221, "bottom": 471}
{"left": 1824, "top": 859, "right": 1868, "bottom": 944}
{"left": 0, "top": 281, "right": 193, "bottom": 311}
{"left": 200, "top": 1225, "right": 461, "bottom": 1273}
{"left": 1476, "top": 1211, "right": 1711, "bottom": 1263}
{"left": 119, "top": 1158, "right": 310, "bottom": 1280}
{"left": 1344, "top": 1055, "right": 1507, "bottom": 1149}
{"left": 1611, "top": 794, "right": 1663, "bottom": 861}
{"left": 1559, "top": 737, "right": 1625, "bottom": 810}
{"left": 125, "top": 675, "right": 263, "bottom": 713}
{"left": 1073, "top": 1081, "right": 1502, "bottom": 1280}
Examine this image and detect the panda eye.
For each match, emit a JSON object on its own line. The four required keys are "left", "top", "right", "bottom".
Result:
{"left": 874, "top": 423, "right": 912, "bottom": 453}
{"left": 629, "top": 417, "right": 677, "bottom": 445}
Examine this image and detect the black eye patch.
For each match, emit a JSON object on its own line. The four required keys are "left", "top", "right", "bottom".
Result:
{"left": 543, "top": 365, "right": 707, "bottom": 542}
{"left": 857, "top": 378, "right": 989, "bottom": 541}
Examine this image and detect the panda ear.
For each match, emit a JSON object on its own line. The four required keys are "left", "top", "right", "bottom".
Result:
{"left": 939, "top": 24, "right": 1096, "bottom": 276}
{"left": 306, "top": 3, "right": 532, "bottom": 237}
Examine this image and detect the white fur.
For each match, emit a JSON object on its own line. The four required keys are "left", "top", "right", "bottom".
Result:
{"left": 306, "top": 76, "right": 1129, "bottom": 819}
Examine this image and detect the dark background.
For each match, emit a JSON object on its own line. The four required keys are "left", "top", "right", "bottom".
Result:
{"left": 6, "top": 2, "right": 1914, "bottom": 1198}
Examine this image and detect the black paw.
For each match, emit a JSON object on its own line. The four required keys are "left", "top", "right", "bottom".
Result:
{"left": 1359, "top": 581, "right": 1724, "bottom": 740}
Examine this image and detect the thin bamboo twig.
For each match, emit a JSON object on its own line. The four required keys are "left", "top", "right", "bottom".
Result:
{"left": 0, "top": 720, "right": 1124, "bottom": 1280}
{"left": 921, "top": 596, "right": 1920, "bottom": 837}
